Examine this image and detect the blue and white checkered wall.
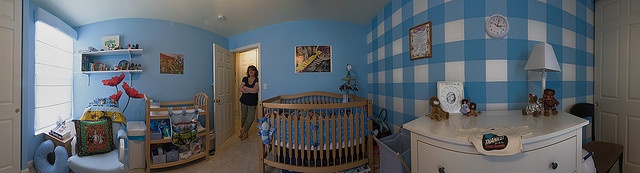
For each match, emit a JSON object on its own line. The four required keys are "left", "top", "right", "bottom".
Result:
{"left": 366, "top": 0, "right": 595, "bottom": 129}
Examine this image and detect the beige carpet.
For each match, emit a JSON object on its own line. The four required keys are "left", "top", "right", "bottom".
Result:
{"left": 131, "top": 118, "right": 280, "bottom": 173}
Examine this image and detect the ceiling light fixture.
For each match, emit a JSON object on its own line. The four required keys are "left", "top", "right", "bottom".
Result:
{"left": 217, "top": 15, "right": 225, "bottom": 22}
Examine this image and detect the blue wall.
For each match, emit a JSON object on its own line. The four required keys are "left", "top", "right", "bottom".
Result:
{"left": 73, "top": 18, "right": 227, "bottom": 122}
{"left": 230, "top": 20, "right": 369, "bottom": 99}
{"left": 21, "top": 0, "right": 38, "bottom": 169}
{"left": 367, "top": 0, "right": 595, "bottom": 129}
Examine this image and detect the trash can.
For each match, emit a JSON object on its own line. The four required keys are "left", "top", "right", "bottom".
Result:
{"left": 127, "top": 121, "right": 146, "bottom": 169}
{"left": 373, "top": 129, "right": 411, "bottom": 173}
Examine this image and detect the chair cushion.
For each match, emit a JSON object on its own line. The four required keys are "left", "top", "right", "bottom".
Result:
{"left": 73, "top": 117, "right": 115, "bottom": 156}
{"left": 67, "top": 150, "right": 124, "bottom": 173}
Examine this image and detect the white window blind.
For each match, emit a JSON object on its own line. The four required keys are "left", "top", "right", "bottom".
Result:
{"left": 34, "top": 21, "right": 73, "bottom": 134}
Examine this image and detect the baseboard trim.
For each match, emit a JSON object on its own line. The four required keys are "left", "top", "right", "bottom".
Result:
{"left": 21, "top": 160, "right": 33, "bottom": 173}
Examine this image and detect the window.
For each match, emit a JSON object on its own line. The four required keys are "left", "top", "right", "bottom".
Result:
{"left": 34, "top": 21, "right": 74, "bottom": 134}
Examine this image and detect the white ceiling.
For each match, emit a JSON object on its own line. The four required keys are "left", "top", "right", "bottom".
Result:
{"left": 32, "top": 0, "right": 391, "bottom": 38}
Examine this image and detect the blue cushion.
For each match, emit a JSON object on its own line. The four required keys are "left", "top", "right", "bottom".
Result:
{"left": 34, "top": 140, "right": 69, "bottom": 173}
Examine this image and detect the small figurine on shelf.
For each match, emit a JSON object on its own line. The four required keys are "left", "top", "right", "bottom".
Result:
{"left": 429, "top": 96, "right": 449, "bottom": 121}
{"left": 467, "top": 102, "right": 478, "bottom": 116}
{"left": 540, "top": 88, "right": 560, "bottom": 116}
{"left": 135, "top": 44, "right": 139, "bottom": 49}
{"left": 522, "top": 93, "right": 542, "bottom": 117}
{"left": 460, "top": 98, "right": 471, "bottom": 116}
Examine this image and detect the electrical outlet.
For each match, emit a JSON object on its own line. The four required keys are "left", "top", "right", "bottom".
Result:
{"left": 263, "top": 83, "right": 267, "bottom": 90}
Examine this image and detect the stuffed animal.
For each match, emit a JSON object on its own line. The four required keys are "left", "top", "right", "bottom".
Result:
{"left": 540, "top": 88, "right": 560, "bottom": 116}
{"left": 522, "top": 93, "right": 542, "bottom": 117}
{"left": 467, "top": 102, "right": 478, "bottom": 116}
{"left": 429, "top": 96, "right": 449, "bottom": 121}
{"left": 256, "top": 117, "right": 276, "bottom": 145}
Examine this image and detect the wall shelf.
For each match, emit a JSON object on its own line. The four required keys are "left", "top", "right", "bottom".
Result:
{"left": 82, "top": 49, "right": 143, "bottom": 56}
{"left": 81, "top": 49, "right": 144, "bottom": 85}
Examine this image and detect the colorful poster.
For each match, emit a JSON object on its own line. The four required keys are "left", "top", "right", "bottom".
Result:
{"left": 160, "top": 53, "right": 184, "bottom": 74}
{"left": 295, "top": 46, "right": 331, "bottom": 73}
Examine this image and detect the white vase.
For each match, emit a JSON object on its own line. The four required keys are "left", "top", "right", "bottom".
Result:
{"left": 343, "top": 93, "right": 349, "bottom": 103}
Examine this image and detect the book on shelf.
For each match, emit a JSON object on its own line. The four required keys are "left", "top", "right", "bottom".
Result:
{"left": 49, "top": 123, "right": 70, "bottom": 140}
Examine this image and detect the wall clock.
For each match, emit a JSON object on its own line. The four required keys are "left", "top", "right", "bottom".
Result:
{"left": 485, "top": 14, "right": 509, "bottom": 39}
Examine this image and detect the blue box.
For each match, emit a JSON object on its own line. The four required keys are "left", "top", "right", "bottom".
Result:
{"left": 150, "top": 132, "right": 162, "bottom": 140}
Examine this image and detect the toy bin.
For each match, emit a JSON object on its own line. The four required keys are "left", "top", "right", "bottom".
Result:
{"left": 373, "top": 129, "right": 411, "bottom": 173}
{"left": 127, "top": 121, "right": 146, "bottom": 169}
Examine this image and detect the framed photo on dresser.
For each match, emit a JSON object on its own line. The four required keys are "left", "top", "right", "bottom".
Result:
{"left": 437, "top": 81, "right": 464, "bottom": 114}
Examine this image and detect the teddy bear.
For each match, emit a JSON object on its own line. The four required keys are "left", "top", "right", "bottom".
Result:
{"left": 540, "top": 88, "right": 560, "bottom": 116}
{"left": 467, "top": 102, "right": 478, "bottom": 116}
{"left": 429, "top": 96, "right": 449, "bottom": 121}
{"left": 522, "top": 93, "right": 542, "bottom": 117}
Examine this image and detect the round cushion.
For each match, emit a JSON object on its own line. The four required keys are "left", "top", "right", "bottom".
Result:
{"left": 34, "top": 140, "right": 69, "bottom": 173}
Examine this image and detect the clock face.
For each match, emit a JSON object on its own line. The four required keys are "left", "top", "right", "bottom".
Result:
{"left": 485, "top": 14, "right": 509, "bottom": 38}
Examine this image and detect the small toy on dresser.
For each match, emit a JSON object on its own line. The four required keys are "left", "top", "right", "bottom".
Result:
{"left": 429, "top": 96, "right": 449, "bottom": 121}
{"left": 540, "top": 88, "right": 560, "bottom": 116}
{"left": 522, "top": 93, "right": 542, "bottom": 117}
{"left": 460, "top": 98, "right": 479, "bottom": 116}
{"left": 467, "top": 102, "right": 478, "bottom": 116}
{"left": 460, "top": 99, "right": 471, "bottom": 115}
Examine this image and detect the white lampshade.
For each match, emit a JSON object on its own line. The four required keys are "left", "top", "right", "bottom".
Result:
{"left": 525, "top": 43, "right": 561, "bottom": 72}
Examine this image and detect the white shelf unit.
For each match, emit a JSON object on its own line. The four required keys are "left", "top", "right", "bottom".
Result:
{"left": 81, "top": 49, "right": 143, "bottom": 74}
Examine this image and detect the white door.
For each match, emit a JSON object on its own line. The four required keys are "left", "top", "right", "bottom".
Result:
{"left": 235, "top": 49, "right": 258, "bottom": 119}
{"left": 213, "top": 44, "right": 235, "bottom": 147}
{"left": 0, "top": 0, "right": 22, "bottom": 172}
{"left": 595, "top": 0, "right": 640, "bottom": 172}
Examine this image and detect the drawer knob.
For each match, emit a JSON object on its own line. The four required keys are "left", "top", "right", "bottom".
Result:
{"left": 551, "top": 162, "right": 558, "bottom": 170}
{"left": 438, "top": 167, "right": 445, "bottom": 173}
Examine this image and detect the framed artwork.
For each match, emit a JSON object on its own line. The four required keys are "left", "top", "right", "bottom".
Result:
{"left": 437, "top": 81, "right": 464, "bottom": 114}
{"left": 102, "top": 35, "right": 120, "bottom": 50}
{"left": 160, "top": 53, "right": 184, "bottom": 74}
{"left": 409, "top": 22, "right": 432, "bottom": 60}
{"left": 295, "top": 46, "right": 331, "bottom": 73}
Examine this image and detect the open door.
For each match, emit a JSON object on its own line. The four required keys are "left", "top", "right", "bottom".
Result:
{"left": 595, "top": 0, "right": 640, "bottom": 172}
{"left": 0, "top": 0, "right": 21, "bottom": 172}
{"left": 213, "top": 44, "right": 235, "bottom": 148}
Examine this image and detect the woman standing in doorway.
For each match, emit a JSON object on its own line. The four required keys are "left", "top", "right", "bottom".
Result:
{"left": 239, "top": 65, "right": 259, "bottom": 141}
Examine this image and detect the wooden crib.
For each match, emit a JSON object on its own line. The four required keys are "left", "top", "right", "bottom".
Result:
{"left": 258, "top": 91, "right": 373, "bottom": 173}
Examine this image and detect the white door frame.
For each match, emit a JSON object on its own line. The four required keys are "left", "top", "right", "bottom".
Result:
{"left": 231, "top": 43, "right": 262, "bottom": 109}
{"left": 231, "top": 43, "right": 261, "bottom": 120}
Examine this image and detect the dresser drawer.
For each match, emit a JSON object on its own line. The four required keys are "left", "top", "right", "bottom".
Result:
{"left": 414, "top": 135, "right": 577, "bottom": 173}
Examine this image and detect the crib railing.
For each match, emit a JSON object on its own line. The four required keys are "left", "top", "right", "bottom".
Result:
{"left": 258, "top": 91, "right": 373, "bottom": 173}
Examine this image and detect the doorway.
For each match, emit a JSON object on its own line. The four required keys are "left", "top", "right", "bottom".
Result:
{"left": 232, "top": 44, "right": 261, "bottom": 121}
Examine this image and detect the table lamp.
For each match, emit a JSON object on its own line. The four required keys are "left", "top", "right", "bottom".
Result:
{"left": 525, "top": 43, "right": 561, "bottom": 91}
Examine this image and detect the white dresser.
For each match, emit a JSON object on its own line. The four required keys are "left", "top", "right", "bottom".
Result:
{"left": 403, "top": 110, "right": 588, "bottom": 173}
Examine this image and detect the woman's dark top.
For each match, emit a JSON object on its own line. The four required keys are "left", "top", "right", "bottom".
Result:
{"left": 240, "top": 77, "right": 258, "bottom": 106}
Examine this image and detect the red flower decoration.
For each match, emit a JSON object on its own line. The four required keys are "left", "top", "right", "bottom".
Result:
{"left": 122, "top": 82, "right": 144, "bottom": 98}
{"left": 102, "top": 73, "right": 125, "bottom": 86}
{"left": 109, "top": 91, "right": 122, "bottom": 101}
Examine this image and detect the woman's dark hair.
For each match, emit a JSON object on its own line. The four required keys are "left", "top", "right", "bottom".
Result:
{"left": 246, "top": 65, "right": 258, "bottom": 77}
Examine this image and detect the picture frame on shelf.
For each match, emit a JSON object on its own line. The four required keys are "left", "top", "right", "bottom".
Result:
{"left": 409, "top": 21, "right": 432, "bottom": 60}
{"left": 102, "top": 35, "right": 120, "bottom": 50}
